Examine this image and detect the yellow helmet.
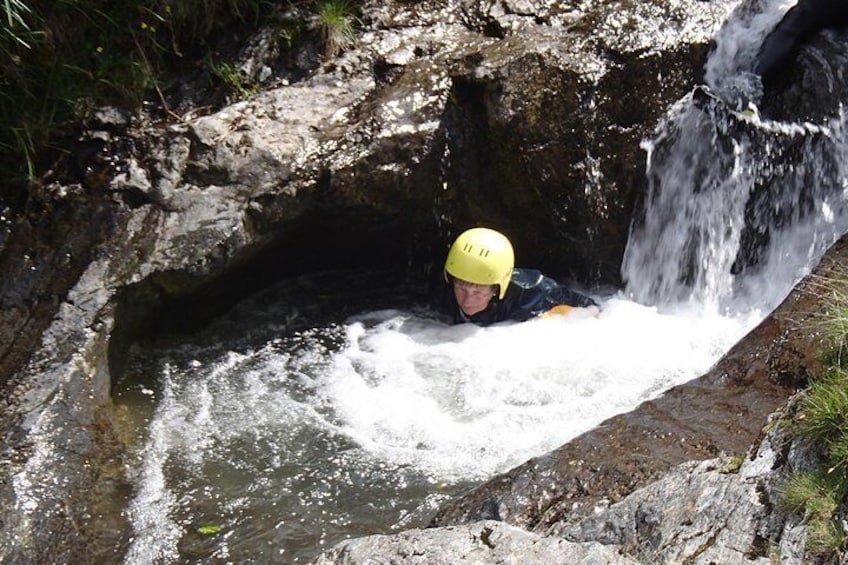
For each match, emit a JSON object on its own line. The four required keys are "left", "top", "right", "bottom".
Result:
{"left": 444, "top": 227, "right": 514, "bottom": 299}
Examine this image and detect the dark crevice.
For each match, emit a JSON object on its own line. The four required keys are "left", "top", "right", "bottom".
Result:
{"left": 107, "top": 210, "right": 420, "bottom": 384}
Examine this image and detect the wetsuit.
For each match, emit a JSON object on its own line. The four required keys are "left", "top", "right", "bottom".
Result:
{"left": 439, "top": 268, "right": 597, "bottom": 326}
{"left": 756, "top": 0, "right": 848, "bottom": 80}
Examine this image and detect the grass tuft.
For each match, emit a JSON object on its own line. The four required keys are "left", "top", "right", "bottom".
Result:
{"left": 312, "top": 0, "right": 357, "bottom": 58}
{"left": 206, "top": 56, "right": 257, "bottom": 100}
{"left": 779, "top": 472, "right": 846, "bottom": 555}
{"left": 1, "top": 0, "right": 34, "bottom": 48}
{"left": 804, "top": 270, "right": 848, "bottom": 367}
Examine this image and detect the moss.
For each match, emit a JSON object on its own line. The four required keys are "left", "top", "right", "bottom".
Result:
{"left": 719, "top": 454, "right": 745, "bottom": 474}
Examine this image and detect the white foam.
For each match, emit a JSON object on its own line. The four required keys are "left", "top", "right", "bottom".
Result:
{"left": 124, "top": 296, "right": 756, "bottom": 565}
{"left": 314, "top": 300, "right": 755, "bottom": 480}
{"left": 704, "top": 0, "right": 798, "bottom": 98}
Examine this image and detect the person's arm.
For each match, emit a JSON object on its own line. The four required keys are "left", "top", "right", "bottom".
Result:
{"left": 509, "top": 269, "right": 598, "bottom": 319}
{"left": 550, "top": 285, "right": 597, "bottom": 309}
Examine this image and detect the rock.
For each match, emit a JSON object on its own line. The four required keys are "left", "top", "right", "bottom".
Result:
{"left": 311, "top": 519, "right": 640, "bottom": 565}
{"left": 759, "top": 25, "right": 848, "bottom": 123}
{"left": 549, "top": 389, "right": 822, "bottom": 564}
{"left": 314, "top": 380, "right": 825, "bottom": 564}
{"left": 556, "top": 455, "right": 786, "bottom": 563}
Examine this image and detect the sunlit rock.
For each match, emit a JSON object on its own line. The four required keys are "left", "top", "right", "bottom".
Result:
{"left": 312, "top": 519, "right": 640, "bottom": 565}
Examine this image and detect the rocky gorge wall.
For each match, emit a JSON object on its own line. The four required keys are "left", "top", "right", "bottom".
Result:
{"left": 2, "top": 0, "right": 845, "bottom": 562}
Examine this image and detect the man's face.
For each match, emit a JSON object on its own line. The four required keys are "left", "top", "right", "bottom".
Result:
{"left": 453, "top": 278, "right": 496, "bottom": 316}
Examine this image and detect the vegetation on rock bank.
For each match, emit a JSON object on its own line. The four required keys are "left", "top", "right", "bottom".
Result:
{"left": 782, "top": 272, "right": 848, "bottom": 560}
{"left": 0, "top": 0, "right": 360, "bottom": 205}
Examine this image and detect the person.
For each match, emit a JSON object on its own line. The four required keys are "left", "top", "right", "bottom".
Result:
{"left": 755, "top": 0, "right": 848, "bottom": 82}
{"left": 437, "top": 227, "right": 599, "bottom": 326}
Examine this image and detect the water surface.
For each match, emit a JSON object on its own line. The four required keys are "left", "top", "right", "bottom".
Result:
{"left": 116, "top": 271, "right": 756, "bottom": 563}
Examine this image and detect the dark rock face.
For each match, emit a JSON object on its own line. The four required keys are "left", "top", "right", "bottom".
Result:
{"left": 440, "top": 41, "right": 700, "bottom": 284}
{"left": 0, "top": 183, "right": 122, "bottom": 386}
{"left": 551, "top": 414, "right": 810, "bottom": 564}
{"left": 0, "top": 0, "right": 739, "bottom": 386}
{"left": 759, "top": 26, "right": 848, "bottom": 124}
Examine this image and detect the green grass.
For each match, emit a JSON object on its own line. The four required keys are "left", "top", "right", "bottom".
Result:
{"left": 809, "top": 272, "right": 848, "bottom": 367}
{"left": 312, "top": 0, "right": 357, "bottom": 58}
{"left": 779, "top": 272, "right": 848, "bottom": 559}
{"left": 779, "top": 472, "right": 846, "bottom": 555}
{"left": 206, "top": 56, "right": 257, "bottom": 100}
{"left": 1, "top": 0, "right": 34, "bottom": 48}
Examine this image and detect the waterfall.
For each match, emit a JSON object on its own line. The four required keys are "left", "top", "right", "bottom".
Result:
{"left": 621, "top": 0, "right": 848, "bottom": 315}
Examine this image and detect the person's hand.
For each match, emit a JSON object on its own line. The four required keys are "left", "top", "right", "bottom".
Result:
{"left": 539, "top": 304, "right": 599, "bottom": 319}
{"left": 573, "top": 305, "right": 600, "bottom": 318}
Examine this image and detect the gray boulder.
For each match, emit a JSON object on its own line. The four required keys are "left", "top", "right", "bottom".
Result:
{"left": 312, "top": 519, "right": 639, "bottom": 565}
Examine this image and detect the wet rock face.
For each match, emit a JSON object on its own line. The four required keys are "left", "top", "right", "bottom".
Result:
{"left": 0, "top": 185, "right": 123, "bottom": 387}
{"left": 0, "top": 0, "right": 738, "bottom": 383}
{"left": 537, "top": 399, "right": 812, "bottom": 565}
{"left": 0, "top": 0, "right": 742, "bottom": 561}
{"left": 438, "top": 37, "right": 711, "bottom": 283}
{"left": 759, "top": 27, "right": 848, "bottom": 124}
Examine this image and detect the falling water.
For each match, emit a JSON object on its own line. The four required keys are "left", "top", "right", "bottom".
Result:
{"left": 119, "top": 1, "right": 848, "bottom": 563}
{"left": 622, "top": 0, "right": 848, "bottom": 313}
{"left": 621, "top": 92, "right": 848, "bottom": 314}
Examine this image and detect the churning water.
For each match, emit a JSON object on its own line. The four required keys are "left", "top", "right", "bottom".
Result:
{"left": 116, "top": 274, "right": 757, "bottom": 563}
{"left": 118, "top": 0, "right": 848, "bottom": 562}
